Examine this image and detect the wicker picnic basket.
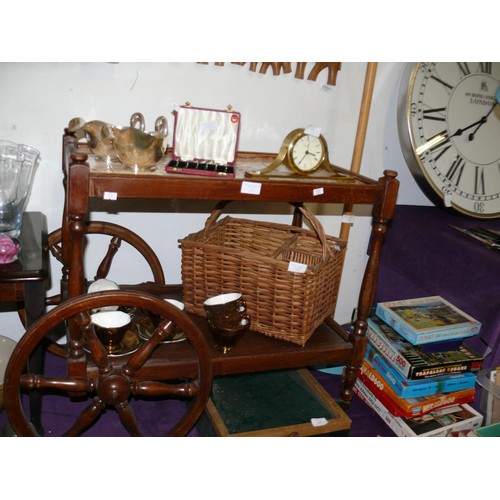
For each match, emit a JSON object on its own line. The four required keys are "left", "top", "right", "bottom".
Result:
{"left": 179, "top": 203, "right": 347, "bottom": 346}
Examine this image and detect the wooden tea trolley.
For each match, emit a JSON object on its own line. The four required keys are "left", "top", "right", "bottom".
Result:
{"left": 3, "top": 128, "right": 398, "bottom": 436}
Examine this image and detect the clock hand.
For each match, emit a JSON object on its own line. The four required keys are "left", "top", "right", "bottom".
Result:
{"left": 299, "top": 150, "right": 317, "bottom": 164}
{"left": 468, "top": 101, "right": 498, "bottom": 141}
{"left": 416, "top": 116, "right": 487, "bottom": 155}
{"left": 298, "top": 153, "right": 308, "bottom": 165}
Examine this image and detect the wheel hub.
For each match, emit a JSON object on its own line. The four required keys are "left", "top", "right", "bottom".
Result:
{"left": 97, "top": 373, "right": 131, "bottom": 405}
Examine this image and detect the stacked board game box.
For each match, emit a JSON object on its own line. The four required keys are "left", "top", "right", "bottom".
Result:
{"left": 374, "top": 296, "right": 481, "bottom": 345}
{"left": 354, "top": 381, "right": 483, "bottom": 437}
{"left": 354, "top": 296, "right": 484, "bottom": 435}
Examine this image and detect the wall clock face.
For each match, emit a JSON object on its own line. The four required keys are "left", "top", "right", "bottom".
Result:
{"left": 398, "top": 62, "right": 500, "bottom": 218}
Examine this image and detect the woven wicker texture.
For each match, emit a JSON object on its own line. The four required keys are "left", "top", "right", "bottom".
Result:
{"left": 180, "top": 205, "right": 346, "bottom": 346}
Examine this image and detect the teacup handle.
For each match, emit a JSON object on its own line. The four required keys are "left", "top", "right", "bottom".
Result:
{"left": 240, "top": 314, "right": 251, "bottom": 328}
{"left": 236, "top": 298, "right": 247, "bottom": 313}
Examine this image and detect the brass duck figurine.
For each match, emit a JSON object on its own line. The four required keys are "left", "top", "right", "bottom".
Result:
{"left": 101, "top": 112, "right": 168, "bottom": 170}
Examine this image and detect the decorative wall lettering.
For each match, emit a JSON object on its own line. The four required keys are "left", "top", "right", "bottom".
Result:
{"left": 197, "top": 62, "right": 341, "bottom": 86}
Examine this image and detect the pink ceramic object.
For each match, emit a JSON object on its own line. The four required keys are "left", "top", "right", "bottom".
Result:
{"left": 0, "top": 235, "right": 19, "bottom": 263}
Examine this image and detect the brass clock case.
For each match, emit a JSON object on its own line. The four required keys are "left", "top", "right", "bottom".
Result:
{"left": 244, "top": 127, "right": 336, "bottom": 179}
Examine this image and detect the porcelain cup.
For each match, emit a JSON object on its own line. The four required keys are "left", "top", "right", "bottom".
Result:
{"left": 204, "top": 293, "right": 250, "bottom": 353}
{"left": 151, "top": 298, "right": 186, "bottom": 341}
{"left": 91, "top": 310, "right": 131, "bottom": 354}
{"left": 87, "top": 279, "right": 120, "bottom": 311}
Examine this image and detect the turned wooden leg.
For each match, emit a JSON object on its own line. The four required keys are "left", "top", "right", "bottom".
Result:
{"left": 341, "top": 170, "right": 399, "bottom": 401}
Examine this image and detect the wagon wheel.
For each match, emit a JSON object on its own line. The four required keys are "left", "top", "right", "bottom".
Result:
{"left": 5, "top": 291, "right": 213, "bottom": 437}
{"left": 47, "top": 220, "right": 166, "bottom": 306}
{"left": 19, "top": 221, "right": 166, "bottom": 357}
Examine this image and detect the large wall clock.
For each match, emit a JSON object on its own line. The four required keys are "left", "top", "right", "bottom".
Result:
{"left": 397, "top": 62, "right": 500, "bottom": 219}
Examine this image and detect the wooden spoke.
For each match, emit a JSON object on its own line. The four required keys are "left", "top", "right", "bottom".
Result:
{"left": 132, "top": 380, "right": 199, "bottom": 399}
{"left": 49, "top": 221, "right": 165, "bottom": 286}
{"left": 115, "top": 400, "right": 141, "bottom": 437}
{"left": 19, "top": 373, "right": 94, "bottom": 393}
{"left": 63, "top": 397, "right": 106, "bottom": 437}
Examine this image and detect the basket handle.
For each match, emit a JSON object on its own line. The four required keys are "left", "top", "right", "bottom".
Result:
{"left": 297, "top": 205, "right": 333, "bottom": 260}
{"left": 203, "top": 200, "right": 231, "bottom": 231}
{"left": 204, "top": 202, "right": 334, "bottom": 259}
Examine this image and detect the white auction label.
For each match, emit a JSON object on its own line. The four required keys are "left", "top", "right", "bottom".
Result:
{"left": 313, "top": 187, "right": 324, "bottom": 196}
{"left": 311, "top": 418, "right": 328, "bottom": 427}
{"left": 240, "top": 181, "right": 262, "bottom": 195}
{"left": 288, "top": 261, "right": 307, "bottom": 273}
{"left": 103, "top": 191, "right": 118, "bottom": 200}
{"left": 304, "top": 125, "right": 321, "bottom": 137}
{"left": 199, "top": 120, "right": 217, "bottom": 132}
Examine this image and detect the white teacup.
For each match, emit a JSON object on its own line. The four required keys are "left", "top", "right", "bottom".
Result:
{"left": 91, "top": 310, "right": 131, "bottom": 353}
{"left": 148, "top": 299, "right": 186, "bottom": 342}
{"left": 88, "top": 278, "right": 120, "bottom": 293}
{"left": 88, "top": 278, "right": 120, "bottom": 311}
{"left": 203, "top": 292, "right": 250, "bottom": 353}
{"left": 165, "top": 299, "right": 185, "bottom": 310}
{"left": 204, "top": 292, "right": 245, "bottom": 309}
{"left": 166, "top": 299, "right": 185, "bottom": 341}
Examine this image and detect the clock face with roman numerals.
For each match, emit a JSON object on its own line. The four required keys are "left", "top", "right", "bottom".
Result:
{"left": 398, "top": 62, "right": 500, "bottom": 218}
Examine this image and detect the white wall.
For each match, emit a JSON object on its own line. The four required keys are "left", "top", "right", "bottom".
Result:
{"left": 0, "top": 62, "right": 430, "bottom": 341}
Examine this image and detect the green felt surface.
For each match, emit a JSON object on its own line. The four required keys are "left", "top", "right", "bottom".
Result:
{"left": 475, "top": 422, "right": 500, "bottom": 437}
{"left": 209, "top": 370, "right": 338, "bottom": 434}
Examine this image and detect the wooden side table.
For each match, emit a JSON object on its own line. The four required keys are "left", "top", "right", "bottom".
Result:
{"left": 0, "top": 212, "right": 49, "bottom": 434}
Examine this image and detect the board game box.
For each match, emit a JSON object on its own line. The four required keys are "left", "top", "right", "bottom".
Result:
{"left": 367, "top": 315, "right": 484, "bottom": 379}
{"left": 365, "top": 343, "right": 477, "bottom": 398}
{"left": 354, "top": 379, "right": 483, "bottom": 437}
{"left": 359, "top": 358, "right": 476, "bottom": 418}
{"left": 375, "top": 296, "right": 481, "bottom": 345}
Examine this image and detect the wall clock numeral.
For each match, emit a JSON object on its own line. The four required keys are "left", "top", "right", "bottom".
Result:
{"left": 480, "top": 62, "right": 492, "bottom": 74}
{"left": 474, "top": 166, "right": 485, "bottom": 195}
{"left": 458, "top": 63, "right": 471, "bottom": 77}
{"left": 446, "top": 156, "right": 465, "bottom": 186}
{"left": 423, "top": 108, "right": 446, "bottom": 121}
{"left": 431, "top": 75, "right": 453, "bottom": 90}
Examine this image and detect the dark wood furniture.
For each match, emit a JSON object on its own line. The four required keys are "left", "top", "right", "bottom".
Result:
{"left": 62, "top": 132, "right": 398, "bottom": 384}
{"left": 4, "top": 131, "right": 399, "bottom": 436}
{"left": 0, "top": 212, "right": 48, "bottom": 434}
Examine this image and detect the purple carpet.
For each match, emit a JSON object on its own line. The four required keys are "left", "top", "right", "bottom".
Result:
{"left": 0, "top": 352, "right": 395, "bottom": 437}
